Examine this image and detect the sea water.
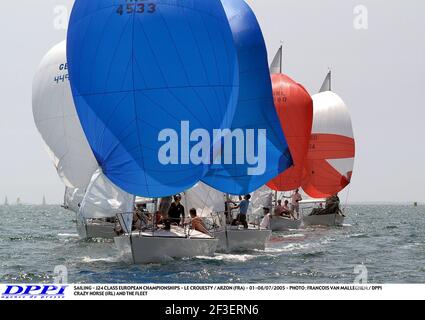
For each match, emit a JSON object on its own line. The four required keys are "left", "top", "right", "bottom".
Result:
{"left": 0, "top": 205, "right": 424, "bottom": 284}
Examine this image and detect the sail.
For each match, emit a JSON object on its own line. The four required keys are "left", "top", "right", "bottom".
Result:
{"left": 302, "top": 91, "right": 355, "bottom": 198}
{"left": 64, "top": 187, "right": 85, "bottom": 214}
{"left": 267, "top": 74, "right": 313, "bottom": 191}
{"left": 79, "top": 170, "right": 135, "bottom": 219}
{"left": 181, "top": 182, "right": 225, "bottom": 218}
{"left": 319, "top": 71, "right": 332, "bottom": 93}
{"left": 270, "top": 46, "right": 283, "bottom": 74}
{"left": 202, "top": 0, "right": 292, "bottom": 195}
{"left": 32, "top": 41, "right": 99, "bottom": 189}
{"left": 249, "top": 185, "right": 274, "bottom": 216}
{"left": 67, "top": 0, "right": 239, "bottom": 198}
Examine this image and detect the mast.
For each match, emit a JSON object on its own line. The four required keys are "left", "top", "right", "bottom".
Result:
{"left": 329, "top": 69, "right": 332, "bottom": 91}
{"left": 279, "top": 44, "right": 283, "bottom": 74}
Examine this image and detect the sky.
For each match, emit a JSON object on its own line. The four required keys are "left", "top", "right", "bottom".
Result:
{"left": 0, "top": 0, "right": 424, "bottom": 204}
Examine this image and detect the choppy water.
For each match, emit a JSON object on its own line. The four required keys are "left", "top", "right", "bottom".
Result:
{"left": 0, "top": 205, "right": 424, "bottom": 284}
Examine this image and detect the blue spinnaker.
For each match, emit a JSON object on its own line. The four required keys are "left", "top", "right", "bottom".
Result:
{"left": 202, "top": 0, "right": 293, "bottom": 195}
{"left": 67, "top": 0, "right": 239, "bottom": 197}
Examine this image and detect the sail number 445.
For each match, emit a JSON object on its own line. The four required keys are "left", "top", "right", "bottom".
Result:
{"left": 117, "top": 2, "right": 156, "bottom": 15}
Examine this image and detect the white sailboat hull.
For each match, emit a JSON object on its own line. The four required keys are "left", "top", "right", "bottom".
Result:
{"left": 270, "top": 216, "right": 302, "bottom": 231}
{"left": 303, "top": 214, "right": 345, "bottom": 227}
{"left": 76, "top": 215, "right": 115, "bottom": 239}
{"left": 213, "top": 227, "right": 271, "bottom": 252}
{"left": 114, "top": 227, "right": 218, "bottom": 264}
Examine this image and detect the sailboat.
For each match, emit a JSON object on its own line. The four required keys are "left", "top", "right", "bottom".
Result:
{"left": 64, "top": 0, "right": 291, "bottom": 262}
{"left": 265, "top": 46, "right": 313, "bottom": 231}
{"left": 33, "top": 40, "right": 103, "bottom": 238}
{"left": 63, "top": 186, "right": 114, "bottom": 239}
{"left": 182, "top": 0, "right": 297, "bottom": 251}
{"left": 301, "top": 71, "right": 356, "bottom": 227}
{"left": 66, "top": 0, "right": 245, "bottom": 263}
{"left": 76, "top": 170, "right": 132, "bottom": 240}
{"left": 182, "top": 183, "right": 271, "bottom": 252}
{"left": 4, "top": 196, "right": 8, "bottom": 206}
{"left": 42, "top": 196, "right": 47, "bottom": 206}
{"left": 16, "top": 198, "right": 21, "bottom": 206}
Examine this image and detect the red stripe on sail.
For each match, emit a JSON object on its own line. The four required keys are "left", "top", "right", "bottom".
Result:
{"left": 307, "top": 134, "right": 355, "bottom": 159}
{"left": 302, "top": 134, "right": 355, "bottom": 198}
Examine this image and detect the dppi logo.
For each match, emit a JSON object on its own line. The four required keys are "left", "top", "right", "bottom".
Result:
{"left": 2, "top": 285, "right": 68, "bottom": 300}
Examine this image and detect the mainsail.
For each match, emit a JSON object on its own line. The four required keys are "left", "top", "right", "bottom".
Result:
{"left": 79, "top": 170, "right": 134, "bottom": 220}
{"left": 270, "top": 45, "right": 283, "bottom": 74}
{"left": 319, "top": 71, "right": 332, "bottom": 93}
{"left": 32, "top": 41, "right": 98, "bottom": 189}
{"left": 249, "top": 185, "right": 274, "bottom": 216}
{"left": 64, "top": 187, "right": 85, "bottom": 214}
{"left": 67, "top": 0, "right": 239, "bottom": 198}
{"left": 203, "top": 0, "right": 292, "bottom": 195}
{"left": 267, "top": 56, "right": 313, "bottom": 191}
{"left": 302, "top": 74, "right": 355, "bottom": 198}
{"left": 181, "top": 182, "right": 225, "bottom": 218}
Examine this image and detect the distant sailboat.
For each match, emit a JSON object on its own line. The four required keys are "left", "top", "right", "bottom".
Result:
{"left": 42, "top": 195, "right": 47, "bottom": 206}
{"left": 4, "top": 196, "right": 8, "bottom": 206}
{"left": 16, "top": 198, "right": 21, "bottom": 206}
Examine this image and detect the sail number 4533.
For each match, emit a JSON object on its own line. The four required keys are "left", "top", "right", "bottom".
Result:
{"left": 117, "top": 2, "right": 156, "bottom": 15}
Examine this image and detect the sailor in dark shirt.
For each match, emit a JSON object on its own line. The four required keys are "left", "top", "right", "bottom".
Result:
{"left": 168, "top": 195, "right": 185, "bottom": 225}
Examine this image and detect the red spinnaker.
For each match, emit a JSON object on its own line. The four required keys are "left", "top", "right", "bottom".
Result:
{"left": 267, "top": 74, "right": 313, "bottom": 191}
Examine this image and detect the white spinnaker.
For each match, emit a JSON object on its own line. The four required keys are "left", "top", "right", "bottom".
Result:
{"left": 249, "top": 185, "right": 274, "bottom": 216}
{"left": 311, "top": 91, "right": 354, "bottom": 139}
{"left": 79, "top": 170, "right": 135, "bottom": 220}
{"left": 303, "top": 90, "right": 355, "bottom": 198}
{"left": 64, "top": 187, "right": 85, "bottom": 214}
{"left": 182, "top": 182, "right": 225, "bottom": 217}
{"left": 32, "top": 41, "right": 98, "bottom": 189}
